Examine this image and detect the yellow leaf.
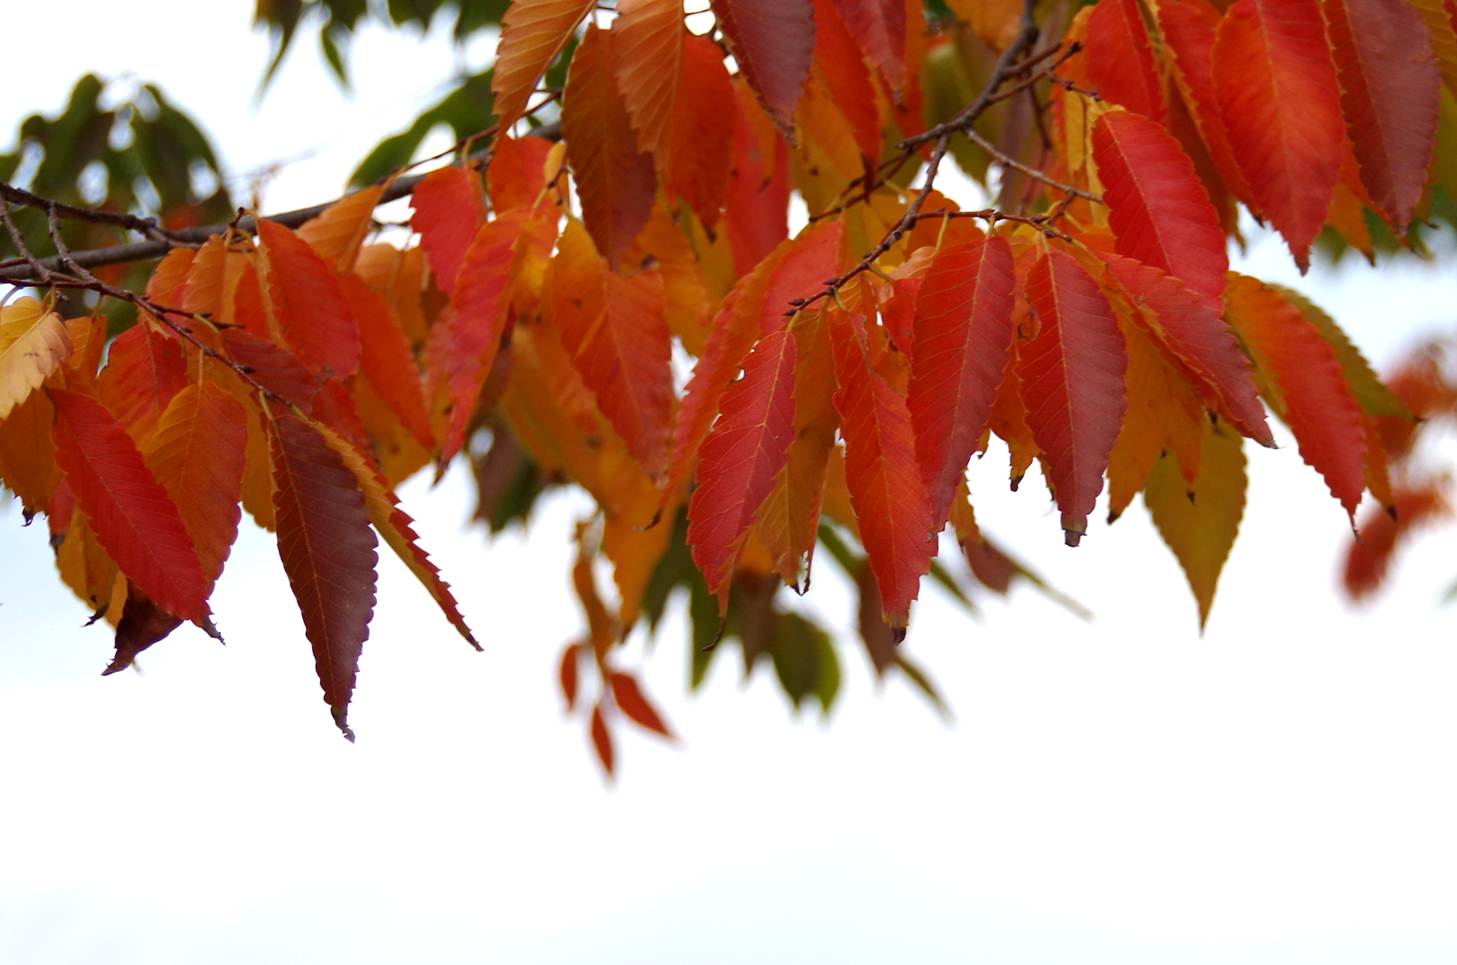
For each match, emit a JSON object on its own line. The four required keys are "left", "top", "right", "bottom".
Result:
{"left": 0, "top": 297, "right": 70, "bottom": 419}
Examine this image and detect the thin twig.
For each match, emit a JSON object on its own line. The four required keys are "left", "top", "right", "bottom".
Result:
{"left": 963, "top": 128, "right": 1100, "bottom": 202}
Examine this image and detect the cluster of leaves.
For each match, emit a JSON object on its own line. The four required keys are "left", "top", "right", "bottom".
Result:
{"left": 4, "top": 0, "right": 1457, "bottom": 772}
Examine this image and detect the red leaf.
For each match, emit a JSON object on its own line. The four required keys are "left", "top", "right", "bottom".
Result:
{"left": 257, "top": 220, "right": 361, "bottom": 377}
{"left": 608, "top": 671, "right": 673, "bottom": 737}
{"left": 547, "top": 221, "right": 674, "bottom": 476}
{"left": 829, "top": 310, "right": 933, "bottom": 627}
{"left": 1343, "top": 485, "right": 1449, "bottom": 600}
{"left": 559, "top": 643, "right": 581, "bottom": 710}
{"left": 104, "top": 586, "right": 183, "bottom": 676}
{"left": 590, "top": 701, "right": 615, "bottom": 776}
{"left": 1098, "top": 254, "right": 1273, "bottom": 446}
{"left": 487, "top": 137, "right": 555, "bottom": 213}
{"left": 711, "top": 0, "right": 815, "bottom": 133}
{"left": 1322, "top": 0, "right": 1441, "bottom": 233}
{"left": 1212, "top": 0, "right": 1342, "bottom": 268}
{"left": 219, "top": 329, "right": 321, "bottom": 407}
{"left": 269, "top": 412, "right": 379, "bottom": 740}
{"left": 1083, "top": 0, "right": 1167, "bottom": 121}
{"left": 1092, "top": 110, "right": 1228, "bottom": 302}
{"left": 906, "top": 237, "right": 1017, "bottom": 530}
{"left": 811, "top": 0, "right": 882, "bottom": 162}
{"left": 95, "top": 324, "right": 187, "bottom": 443}
{"left": 833, "top": 0, "right": 906, "bottom": 92}
{"left": 409, "top": 166, "right": 487, "bottom": 293}
{"left": 340, "top": 275, "right": 433, "bottom": 450}
{"left": 491, "top": 0, "right": 595, "bottom": 131}
{"left": 425, "top": 211, "right": 526, "bottom": 465}
{"left": 687, "top": 327, "right": 797, "bottom": 598}
{"left": 666, "top": 35, "right": 737, "bottom": 227}
{"left": 144, "top": 383, "right": 247, "bottom": 589}
{"left": 563, "top": 24, "right": 657, "bottom": 266}
{"left": 49, "top": 388, "right": 208, "bottom": 623}
{"left": 1224, "top": 275, "right": 1366, "bottom": 516}
{"left": 724, "top": 84, "right": 791, "bottom": 276}
{"left": 1019, "top": 251, "right": 1127, "bottom": 545}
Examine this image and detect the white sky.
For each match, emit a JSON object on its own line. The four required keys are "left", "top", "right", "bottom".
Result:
{"left": 3, "top": 4, "right": 1457, "bottom": 963}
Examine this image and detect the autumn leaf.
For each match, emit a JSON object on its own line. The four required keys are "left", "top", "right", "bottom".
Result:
{"left": 906, "top": 236, "right": 1017, "bottom": 531}
{"left": 1019, "top": 250, "right": 1127, "bottom": 546}
{"left": 1323, "top": 0, "right": 1441, "bottom": 233}
{"left": 829, "top": 309, "right": 933, "bottom": 628}
{"left": 1212, "top": 0, "right": 1343, "bottom": 268}
{"left": 612, "top": 0, "right": 683, "bottom": 163}
{"left": 95, "top": 323, "right": 187, "bottom": 443}
{"left": 298, "top": 185, "right": 384, "bottom": 273}
{"left": 1224, "top": 274, "right": 1366, "bottom": 517}
{"left": 339, "top": 274, "right": 433, "bottom": 451}
{"left": 409, "top": 166, "right": 488, "bottom": 293}
{"left": 491, "top": 0, "right": 595, "bottom": 131}
{"left": 1092, "top": 109, "right": 1228, "bottom": 302}
{"left": 608, "top": 671, "right": 673, "bottom": 738}
{"left": 257, "top": 219, "right": 361, "bottom": 377}
{"left": 712, "top": 0, "right": 815, "bottom": 134}
{"left": 687, "top": 328, "right": 797, "bottom": 600}
{"left": 0, "top": 298, "right": 70, "bottom": 420}
{"left": 1145, "top": 423, "right": 1247, "bottom": 628}
{"left": 269, "top": 411, "right": 379, "bottom": 741}
{"left": 665, "top": 35, "right": 737, "bottom": 227}
{"left": 1083, "top": 0, "right": 1167, "bottom": 122}
{"left": 833, "top": 0, "right": 906, "bottom": 92}
{"left": 49, "top": 388, "right": 209, "bottom": 624}
{"left": 563, "top": 24, "right": 657, "bottom": 266}
{"left": 590, "top": 700, "right": 615, "bottom": 777}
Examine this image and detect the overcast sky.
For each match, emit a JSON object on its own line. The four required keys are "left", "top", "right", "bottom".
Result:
{"left": 2, "top": 4, "right": 1457, "bottom": 963}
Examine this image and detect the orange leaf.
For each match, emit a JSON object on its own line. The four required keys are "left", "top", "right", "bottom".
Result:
{"left": 298, "top": 185, "right": 384, "bottom": 273}
{"left": 687, "top": 327, "right": 797, "bottom": 599}
{"left": 1212, "top": 0, "right": 1342, "bottom": 268}
{"left": 257, "top": 220, "right": 361, "bottom": 377}
{"left": 1323, "top": 0, "right": 1441, "bottom": 233}
{"left": 563, "top": 24, "right": 657, "bottom": 267}
{"left": 340, "top": 275, "right": 433, "bottom": 451}
{"left": 613, "top": 0, "right": 684, "bottom": 162}
{"left": 711, "top": 0, "right": 815, "bottom": 133}
{"left": 486, "top": 136, "right": 556, "bottom": 213}
{"left": 1224, "top": 274, "right": 1366, "bottom": 517}
{"left": 906, "top": 237, "right": 1017, "bottom": 531}
{"left": 546, "top": 221, "right": 674, "bottom": 476}
{"left": 95, "top": 324, "right": 187, "bottom": 443}
{"left": 829, "top": 309, "right": 933, "bottom": 627}
{"left": 269, "top": 412, "right": 379, "bottom": 741}
{"left": 1092, "top": 110, "right": 1228, "bottom": 302}
{"left": 409, "top": 166, "right": 487, "bottom": 293}
{"left": 1019, "top": 250, "right": 1127, "bottom": 545}
{"left": 49, "top": 388, "right": 209, "bottom": 624}
{"left": 491, "top": 0, "right": 595, "bottom": 131}
{"left": 0, "top": 297, "right": 70, "bottom": 420}
{"left": 559, "top": 643, "right": 581, "bottom": 710}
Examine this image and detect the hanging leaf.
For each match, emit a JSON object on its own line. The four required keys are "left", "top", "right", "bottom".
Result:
{"left": 0, "top": 298, "right": 70, "bottom": 420}
{"left": 257, "top": 220, "right": 361, "bottom": 377}
{"left": 833, "top": 0, "right": 906, "bottom": 92}
{"left": 297, "top": 185, "right": 384, "bottom": 273}
{"left": 665, "top": 35, "right": 736, "bottom": 227}
{"left": 1145, "top": 423, "right": 1247, "bottom": 628}
{"left": 409, "top": 166, "right": 488, "bottom": 294}
{"left": 906, "top": 236, "right": 1017, "bottom": 531}
{"left": 95, "top": 323, "right": 187, "bottom": 442}
{"left": 49, "top": 388, "right": 209, "bottom": 624}
{"left": 269, "top": 412, "right": 379, "bottom": 741}
{"left": 492, "top": 0, "right": 595, "bottom": 131}
{"left": 339, "top": 274, "right": 434, "bottom": 450}
{"left": 711, "top": 0, "right": 816, "bottom": 133}
{"left": 613, "top": 0, "right": 684, "bottom": 163}
{"left": 1019, "top": 250, "right": 1127, "bottom": 546}
{"left": 1084, "top": 0, "right": 1167, "bottom": 122}
{"left": 607, "top": 671, "right": 673, "bottom": 738}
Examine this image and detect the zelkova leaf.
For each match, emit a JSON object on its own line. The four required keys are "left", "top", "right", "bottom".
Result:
{"left": 1145, "top": 423, "right": 1247, "bottom": 629}
{"left": 612, "top": 0, "right": 684, "bottom": 163}
{"left": 425, "top": 210, "right": 527, "bottom": 466}
{"left": 1225, "top": 275, "right": 1366, "bottom": 517}
{"left": 1322, "top": 0, "right": 1441, "bottom": 233}
{"left": 1212, "top": 0, "right": 1343, "bottom": 268}
{"left": 339, "top": 274, "right": 433, "bottom": 450}
{"left": 409, "top": 166, "right": 487, "bottom": 294}
{"left": 1083, "top": 0, "right": 1167, "bottom": 122}
{"left": 829, "top": 310, "right": 934, "bottom": 629}
{"left": 608, "top": 671, "right": 673, "bottom": 738}
{"left": 1019, "top": 250, "right": 1128, "bottom": 546}
{"left": 297, "top": 185, "right": 384, "bottom": 273}
{"left": 665, "top": 35, "right": 736, "bottom": 227}
{"left": 687, "top": 328, "right": 797, "bottom": 600}
{"left": 563, "top": 24, "right": 657, "bottom": 267}
{"left": 95, "top": 323, "right": 187, "bottom": 442}
{"left": 833, "top": 0, "right": 906, "bottom": 92}
{"left": 811, "top": 0, "right": 881, "bottom": 163}
{"left": 269, "top": 412, "right": 379, "bottom": 741}
{"left": 106, "top": 587, "right": 187, "bottom": 676}
{"left": 1272, "top": 286, "right": 1410, "bottom": 419}
{"left": 257, "top": 220, "right": 361, "bottom": 377}
{"left": 1098, "top": 254, "right": 1274, "bottom": 447}
{"left": 491, "top": 0, "right": 595, "bottom": 131}
{"left": 1408, "top": 0, "right": 1457, "bottom": 96}
{"left": 143, "top": 383, "right": 246, "bottom": 588}
{"left": 1092, "top": 110, "right": 1228, "bottom": 303}
{"left": 49, "top": 388, "right": 209, "bottom": 624}
{"left": 546, "top": 221, "right": 674, "bottom": 477}
{"left": 317, "top": 424, "right": 479, "bottom": 650}
{"left": 711, "top": 0, "right": 815, "bottom": 133}
{"left": 906, "top": 237, "right": 1017, "bottom": 531}
{"left": 218, "top": 329, "right": 321, "bottom": 408}
{"left": 0, "top": 298, "right": 70, "bottom": 420}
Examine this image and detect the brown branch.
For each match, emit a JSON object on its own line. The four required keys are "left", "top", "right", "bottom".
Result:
{"left": 0, "top": 119, "right": 562, "bottom": 282}
{"left": 963, "top": 128, "right": 1100, "bottom": 202}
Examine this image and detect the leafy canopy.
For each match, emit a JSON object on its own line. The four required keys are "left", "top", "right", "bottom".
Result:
{"left": 3, "top": 0, "right": 1457, "bottom": 773}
